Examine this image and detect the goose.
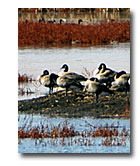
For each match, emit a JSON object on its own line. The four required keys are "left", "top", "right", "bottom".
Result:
{"left": 39, "top": 17, "right": 45, "bottom": 23}
{"left": 47, "top": 19, "right": 56, "bottom": 23}
{"left": 57, "top": 64, "right": 87, "bottom": 96}
{"left": 59, "top": 64, "right": 87, "bottom": 82}
{"left": 59, "top": 64, "right": 69, "bottom": 76}
{"left": 111, "top": 71, "right": 130, "bottom": 92}
{"left": 60, "top": 19, "right": 66, "bottom": 24}
{"left": 39, "top": 70, "right": 59, "bottom": 94}
{"left": 110, "top": 40, "right": 118, "bottom": 46}
{"left": 84, "top": 77, "right": 114, "bottom": 103}
{"left": 95, "top": 63, "right": 117, "bottom": 87}
{"left": 78, "top": 19, "right": 83, "bottom": 24}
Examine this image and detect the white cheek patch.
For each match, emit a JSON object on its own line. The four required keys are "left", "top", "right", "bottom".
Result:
{"left": 58, "top": 68, "right": 65, "bottom": 76}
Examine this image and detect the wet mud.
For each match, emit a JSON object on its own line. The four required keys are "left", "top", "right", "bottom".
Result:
{"left": 18, "top": 90, "right": 130, "bottom": 118}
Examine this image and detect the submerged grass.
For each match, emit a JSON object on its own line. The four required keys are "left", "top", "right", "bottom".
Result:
{"left": 18, "top": 73, "right": 35, "bottom": 83}
{"left": 18, "top": 73, "right": 35, "bottom": 95}
{"left": 18, "top": 117, "right": 130, "bottom": 147}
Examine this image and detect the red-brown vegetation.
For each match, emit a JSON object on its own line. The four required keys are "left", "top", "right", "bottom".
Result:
{"left": 18, "top": 73, "right": 34, "bottom": 83}
{"left": 18, "top": 21, "right": 130, "bottom": 47}
{"left": 18, "top": 73, "right": 35, "bottom": 95}
{"left": 18, "top": 117, "right": 130, "bottom": 147}
{"left": 18, "top": 119, "right": 129, "bottom": 140}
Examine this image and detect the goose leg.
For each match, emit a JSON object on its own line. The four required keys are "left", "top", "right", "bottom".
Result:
{"left": 65, "top": 87, "right": 68, "bottom": 96}
{"left": 106, "top": 81, "right": 111, "bottom": 88}
{"left": 65, "top": 85, "right": 70, "bottom": 96}
{"left": 65, "top": 88, "right": 68, "bottom": 96}
{"left": 49, "top": 87, "right": 53, "bottom": 95}
{"left": 95, "top": 93, "right": 99, "bottom": 103}
{"left": 51, "top": 87, "right": 53, "bottom": 94}
{"left": 49, "top": 88, "right": 51, "bottom": 95}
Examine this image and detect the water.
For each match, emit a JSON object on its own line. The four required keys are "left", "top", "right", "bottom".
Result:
{"left": 18, "top": 114, "right": 130, "bottom": 153}
{"left": 18, "top": 43, "right": 130, "bottom": 153}
{"left": 18, "top": 43, "right": 130, "bottom": 100}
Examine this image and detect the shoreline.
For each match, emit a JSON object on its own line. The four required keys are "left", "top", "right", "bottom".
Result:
{"left": 18, "top": 90, "right": 130, "bottom": 119}
{"left": 18, "top": 42, "right": 130, "bottom": 50}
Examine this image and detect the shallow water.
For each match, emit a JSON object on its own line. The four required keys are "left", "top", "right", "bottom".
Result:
{"left": 18, "top": 114, "right": 130, "bottom": 153}
{"left": 18, "top": 43, "right": 130, "bottom": 100}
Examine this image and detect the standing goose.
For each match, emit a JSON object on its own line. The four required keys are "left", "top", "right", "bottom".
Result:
{"left": 39, "top": 70, "right": 59, "bottom": 94}
{"left": 57, "top": 64, "right": 87, "bottom": 96}
{"left": 95, "top": 63, "right": 117, "bottom": 87}
{"left": 84, "top": 77, "right": 114, "bottom": 103}
{"left": 111, "top": 71, "right": 130, "bottom": 92}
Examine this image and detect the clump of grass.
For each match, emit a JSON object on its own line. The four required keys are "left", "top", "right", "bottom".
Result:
{"left": 18, "top": 118, "right": 130, "bottom": 148}
{"left": 18, "top": 73, "right": 35, "bottom": 83}
{"left": 18, "top": 118, "right": 130, "bottom": 147}
{"left": 102, "top": 136, "right": 127, "bottom": 146}
{"left": 82, "top": 67, "right": 95, "bottom": 78}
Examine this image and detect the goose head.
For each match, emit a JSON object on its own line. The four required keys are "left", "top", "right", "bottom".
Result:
{"left": 78, "top": 19, "right": 83, "bottom": 24}
{"left": 116, "top": 71, "right": 126, "bottom": 79}
{"left": 96, "top": 63, "right": 106, "bottom": 74}
{"left": 98, "top": 63, "right": 106, "bottom": 71}
{"left": 42, "top": 70, "right": 49, "bottom": 76}
{"left": 60, "top": 64, "right": 69, "bottom": 72}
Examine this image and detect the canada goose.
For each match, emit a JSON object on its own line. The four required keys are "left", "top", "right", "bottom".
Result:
{"left": 60, "top": 64, "right": 69, "bottom": 74}
{"left": 84, "top": 77, "right": 114, "bottom": 103}
{"left": 39, "top": 70, "right": 59, "bottom": 94}
{"left": 39, "top": 17, "right": 45, "bottom": 23}
{"left": 47, "top": 19, "right": 56, "bottom": 23}
{"left": 78, "top": 19, "right": 83, "bottom": 24}
{"left": 57, "top": 64, "right": 87, "bottom": 96}
{"left": 111, "top": 71, "right": 130, "bottom": 92}
{"left": 110, "top": 40, "right": 118, "bottom": 45}
{"left": 95, "top": 63, "right": 117, "bottom": 87}
{"left": 59, "top": 64, "right": 87, "bottom": 81}
{"left": 60, "top": 19, "right": 66, "bottom": 24}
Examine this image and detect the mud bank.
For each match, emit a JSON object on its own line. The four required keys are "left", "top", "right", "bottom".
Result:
{"left": 18, "top": 90, "right": 130, "bottom": 118}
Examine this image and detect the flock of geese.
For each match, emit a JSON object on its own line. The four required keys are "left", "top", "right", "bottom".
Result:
{"left": 38, "top": 63, "right": 130, "bottom": 102}
{"left": 38, "top": 18, "right": 83, "bottom": 24}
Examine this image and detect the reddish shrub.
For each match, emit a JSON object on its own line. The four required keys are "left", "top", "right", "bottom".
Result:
{"left": 18, "top": 21, "right": 130, "bottom": 47}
